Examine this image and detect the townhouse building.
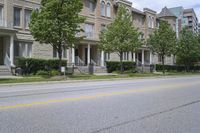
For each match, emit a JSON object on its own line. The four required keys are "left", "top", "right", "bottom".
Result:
{"left": 0, "top": 0, "right": 177, "bottom": 74}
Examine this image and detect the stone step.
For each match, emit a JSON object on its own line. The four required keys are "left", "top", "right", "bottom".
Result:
{"left": 137, "top": 66, "right": 151, "bottom": 72}
{"left": 74, "top": 66, "right": 107, "bottom": 74}
{"left": 0, "top": 65, "right": 12, "bottom": 76}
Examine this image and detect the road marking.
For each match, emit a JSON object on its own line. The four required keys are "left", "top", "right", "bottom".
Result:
{"left": 0, "top": 81, "right": 200, "bottom": 110}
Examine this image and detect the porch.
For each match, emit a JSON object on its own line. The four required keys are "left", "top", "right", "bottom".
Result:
{"left": 135, "top": 49, "right": 153, "bottom": 66}
{"left": 70, "top": 44, "right": 104, "bottom": 67}
{"left": 0, "top": 33, "right": 15, "bottom": 68}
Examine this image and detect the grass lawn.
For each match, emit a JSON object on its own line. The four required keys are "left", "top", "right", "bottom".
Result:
{"left": 0, "top": 72, "right": 200, "bottom": 84}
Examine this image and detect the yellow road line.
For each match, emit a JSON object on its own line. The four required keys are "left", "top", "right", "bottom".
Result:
{"left": 0, "top": 81, "right": 200, "bottom": 110}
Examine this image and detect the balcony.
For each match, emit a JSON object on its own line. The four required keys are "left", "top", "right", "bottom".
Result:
{"left": 76, "top": 32, "right": 100, "bottom": 41}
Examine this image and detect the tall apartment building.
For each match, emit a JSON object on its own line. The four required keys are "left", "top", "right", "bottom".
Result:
{"left": 183, "top": 8, "right": 199, "bottom": 34}
{"left": 0, "top": 0, "right": 176, "bottom": 73}
{"left": 169, "top": 7, "right": 199, "bottom": 35}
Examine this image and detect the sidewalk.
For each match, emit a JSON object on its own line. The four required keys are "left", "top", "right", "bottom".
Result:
{"left": 0, "top": 74, "right": 199, "bottom": 87}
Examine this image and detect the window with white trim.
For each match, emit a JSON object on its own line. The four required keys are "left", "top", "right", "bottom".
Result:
{"left": 85, "top": 23, "right": 94, "bottom": 38}
{"left": 24, "top": 9, "right": 32, "bottom": 29}
{"left": 87, "top": 0, "right": 96, "bottom": 12}
{"left": 148, "top": 16, "right": 151, "bottom": 28}
{"left": 104, "top": 52, "right": 110, "bottom": 61}
{"left": 123, "top": 52, "right": 129, "bottom": 60}
{"left": 151, "top": 17, "right": 154, "bottom": 28}
{"left": 14, "top": 7, "right": 21, "bottom": 27}
{"left": 0, "top": 6, "right": 3, "bottom": 26}
{"left": 14, "top": 42, "right": 32, "bottom": 57}
{"left": 106, "top": 2, "right": 111, "bottom": 17}
{"left": 101, "top": 1, "right": 105, "bottom": 16}
{"left": 53, "top": 46, "right": 67, "bottom": 58}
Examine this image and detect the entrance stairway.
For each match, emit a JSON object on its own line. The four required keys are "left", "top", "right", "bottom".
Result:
{"left": 0, "top": 65, "right": 12, "bottom": 76}
{"left": 74, "top": 66, "right": 107, "bottom": 74}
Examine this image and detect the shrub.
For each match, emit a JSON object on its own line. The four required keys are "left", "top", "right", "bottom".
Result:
{"left": 36, "top": 70, "right": 50, "bottom": 77}
{"left": 106, "top": 61, "right": 136, "bottom": 73}
{"left": 15, "top": 58, "right": 67, "bottom": 75}
{"left": 155, "top": 64, "right": 200, "bottom": 72}
{"left": 51, "top": 70, "right": 60, "bottom": 76}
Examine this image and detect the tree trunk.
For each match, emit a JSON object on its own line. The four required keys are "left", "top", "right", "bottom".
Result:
{"left": 58, "top": 45, "right": 63, "bottom": 75}
{"left": 120, "top": 52, "right": 123, "bottom": 74}
{"left": 162, "top": 55, "right": 165, "bottom": 74}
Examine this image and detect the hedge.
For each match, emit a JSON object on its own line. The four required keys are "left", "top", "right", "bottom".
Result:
{"left": 15, "top": 58, "right": 67, "bottom": 75}
{"left": 155, "top": 64, "right": 200, "bottom": 72}
{"left": 106, "top": 61, "right": 136, "bottom": 73}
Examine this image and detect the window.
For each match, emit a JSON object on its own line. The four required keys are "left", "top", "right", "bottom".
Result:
{"left": 148, "top": 16, "right": 151, "bottom": 28}
{"left": 158, "top": 54, "right": 162, "bottom": 62}
{"left": 123, "top": 52, "right": 129, "bottom": 60}
{"left": 85, "top": 23, "right": 94, "bottom": 38}
{"left": 101, "top": 24, "right": 106, "bottom": 31}
{"left": 14, "top": 41, "right": 19, "bottom": 57}
{"left": 53, "top": 46, "right": 67, "bottom": 58}
{"left": 151, "top": 17, "right": 154, "bottom": 28}
{"left": 106, "top": 3, "right": 111, "bottom": 17}
{"left": 139, "top": 33, "right": 144, "bottom": 40}
{"left": 24, "top": 9, "right": 32, "bottom": 29}
{"left": 104, "top": 52, "right": 110, "bottom": 61}
{"left": 0, "top": 6, "right": 3, "bottom": 26}
{"left": 87, "top": 0, "right": 96, "bottom": 12}
{"left": 53, "top": 46, "right": 57, "bottom": 58}
{"left": 16, "top": 42, "right": 32, "bottom": 57}
{"left": 14, "top": 7, "right": 21, "bottom": 27}
{"left": 101, "top": 1, "right": 105, "bottom": 16}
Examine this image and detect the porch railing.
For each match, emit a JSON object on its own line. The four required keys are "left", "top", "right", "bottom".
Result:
{"left": 75, "top": 56, "right": 85, "bottom": 66}
{"left": 91, "top": 59, "right": 97, "bottom": 66}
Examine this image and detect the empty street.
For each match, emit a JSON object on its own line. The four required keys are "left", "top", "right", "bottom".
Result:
{"left": 0, "top": 76, "right": 200, "bottom": 133}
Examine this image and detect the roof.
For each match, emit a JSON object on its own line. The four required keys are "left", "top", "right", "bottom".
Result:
{"left": 132, "top": 7, "right": 145, "bottom": 15}
{"left": 157, "top": 7, "right": 177, "bottom": 18}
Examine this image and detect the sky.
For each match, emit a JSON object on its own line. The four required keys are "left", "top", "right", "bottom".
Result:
{"left": 130, "top": 0, "right": 200, "bottom": 21}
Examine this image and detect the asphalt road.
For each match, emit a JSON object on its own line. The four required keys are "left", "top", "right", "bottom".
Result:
{"left": 0, "top": 76, "right": 200, "bottom": 133}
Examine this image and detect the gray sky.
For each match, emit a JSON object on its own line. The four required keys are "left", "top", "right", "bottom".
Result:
{"left": 130, "top": 0, "right": 200, "bottom": 21}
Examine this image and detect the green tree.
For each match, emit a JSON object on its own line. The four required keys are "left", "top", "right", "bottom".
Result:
{"left": 147, "top": 21, "right": 176, "bottom": 74}
{"left": 99, "top": 5, "right": 142, "bottom": 73}
{"left": 176, "top": 27, "right": 200, "bottom": 72}
{"left": 29, "top": 0, "right": 85, "bottom": 74}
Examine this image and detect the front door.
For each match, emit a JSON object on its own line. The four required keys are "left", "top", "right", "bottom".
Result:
{"left": 0, "top": 38, "right": 3, "bottom": 65}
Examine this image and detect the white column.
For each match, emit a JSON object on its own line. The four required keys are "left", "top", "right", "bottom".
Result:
{"left": 10, "top": 35, "right": 14, "bottom": 66}
{"left": 133, "top": 52, "right": 136, "bottom": 62}
{"left": 142, "top": 49, "right": 144, "bottom": 65}
{"left": 71, "top": 48, "right": 75, "bottom": 64}
{"left": 150, "top": 51, "right": 152, "bottom": 64}
{"left": 87, "top": 44, "right": 90, "bottom": 65}
{"left": 67, "top": 49, "right": 70, "bottom": 62}
{"left": 101, "top": 51, "right": 104, "bottom": 66}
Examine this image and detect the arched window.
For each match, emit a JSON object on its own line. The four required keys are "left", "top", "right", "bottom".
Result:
{"left": 101, "top": 1, "right": 105, "bottom": 16}
{"left": 106, "top": 2, "right": 111, "bottom": 17}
